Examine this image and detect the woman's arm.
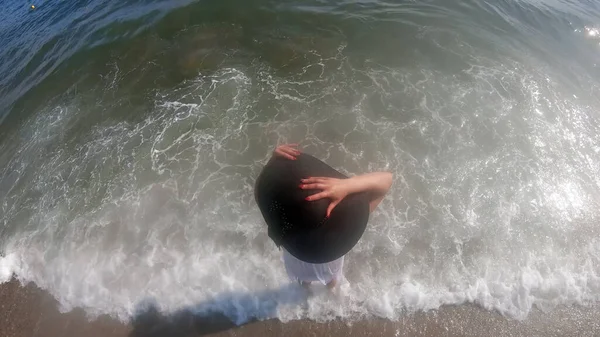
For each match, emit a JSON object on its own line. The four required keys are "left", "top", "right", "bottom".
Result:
{"left": 345, "top": 172, "right": 393, "bottom": 212}
{"left": 301, "top": 171, "right": 393, "bottom": 216}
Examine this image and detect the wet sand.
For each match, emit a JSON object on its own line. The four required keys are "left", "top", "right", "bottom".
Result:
{"left": 1, "top": 277, "right": 598, "bottom": 337}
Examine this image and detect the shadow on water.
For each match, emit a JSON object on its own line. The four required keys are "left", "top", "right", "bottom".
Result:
{"left": 129, "top": 283, "right": 306, "bottom": 337}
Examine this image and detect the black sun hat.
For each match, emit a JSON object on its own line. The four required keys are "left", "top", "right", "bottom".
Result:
{"left": 254, "top": 153, "right": 370, "bottom": 263}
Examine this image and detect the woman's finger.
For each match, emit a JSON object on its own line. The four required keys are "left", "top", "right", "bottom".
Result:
{"left": 305, "top": 191, "right": 329, "bottom": 201}
{"left": 275, "top": 149, "right": 296, "bottom": 160}
{"left": 326, "top": 200, "right": 340, "bottom": 217}
{"left": 281, "top": 147, "right": 301, "bottom": 156}
{"left": 299, "top": 183, "right": 326, "bottom": 190}
{"left": 301, "top": 177, "right": 327, "bottom": 184}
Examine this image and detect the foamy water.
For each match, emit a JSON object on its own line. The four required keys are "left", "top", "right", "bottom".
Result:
{"left": 1, "top": 0, "right": 600, "bottom": 326}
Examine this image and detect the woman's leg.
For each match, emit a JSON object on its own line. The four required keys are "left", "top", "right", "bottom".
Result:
{"left": 326, "top": 255, "right": 343, "bottom": 290}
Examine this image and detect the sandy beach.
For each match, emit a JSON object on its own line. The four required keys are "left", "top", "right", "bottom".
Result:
{"left": 1, "top": 277, "right": 598, "bottom": 337}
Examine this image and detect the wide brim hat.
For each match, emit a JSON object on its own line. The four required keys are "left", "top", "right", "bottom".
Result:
{"left": 254, "top": 153, "right": 370, "bottom": 263}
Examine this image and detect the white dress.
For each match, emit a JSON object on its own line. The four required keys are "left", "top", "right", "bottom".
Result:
{"left": 282, "top": 248, "right": 344, "bottom": 285}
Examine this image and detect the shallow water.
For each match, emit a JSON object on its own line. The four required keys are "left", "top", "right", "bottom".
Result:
{"left": 1, "top": 0, "right": 600, "bottom": 323}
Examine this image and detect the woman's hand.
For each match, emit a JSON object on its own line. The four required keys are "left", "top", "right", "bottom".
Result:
{"left": 302, "top": 172, "right": 393, "bottom": 215}
{"left": 300, "top": 177, "right": 351, "bottom": 217}
{"left": 273, "top": 144, "right": 301, "bottom": 160}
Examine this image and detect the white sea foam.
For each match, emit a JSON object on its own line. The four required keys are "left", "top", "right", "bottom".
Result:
{"left": 0, "top": 253, "right": 19, "bottom": 283}
{"left": 1, "top": 33, "right": 600, "bottom": 326}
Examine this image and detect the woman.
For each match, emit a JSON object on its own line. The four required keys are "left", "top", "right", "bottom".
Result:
{"left": 256, "top": 144, "right": 393, "bottom": 289}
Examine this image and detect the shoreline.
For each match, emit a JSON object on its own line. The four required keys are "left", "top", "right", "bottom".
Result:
{"left": 1, "top": 277, "right": 599, "bottom": 337}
